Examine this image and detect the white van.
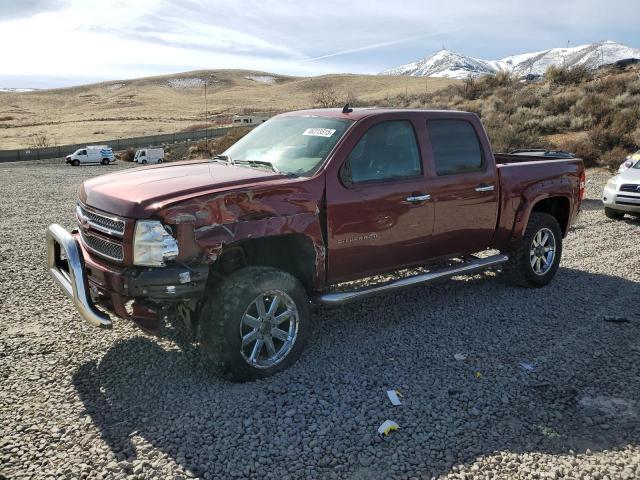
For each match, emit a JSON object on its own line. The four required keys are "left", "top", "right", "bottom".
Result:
{"left": 134, "top": 147, "right": 164, "bottom": 164}
{"left": 66, "top": 146, "right": 115, "bottom": 166}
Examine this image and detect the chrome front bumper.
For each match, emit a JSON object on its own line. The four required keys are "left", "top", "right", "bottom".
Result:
{"left": 46, "top": 224, "right": 112, "bottom": 328}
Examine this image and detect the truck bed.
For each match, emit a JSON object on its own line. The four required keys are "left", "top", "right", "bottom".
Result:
{"left": 492, "top": 154, "right": 584, "bottom": 249}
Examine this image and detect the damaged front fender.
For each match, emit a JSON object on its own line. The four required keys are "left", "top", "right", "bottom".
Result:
{"left": 156, "top": 179, "right": 327, "bottom": 288}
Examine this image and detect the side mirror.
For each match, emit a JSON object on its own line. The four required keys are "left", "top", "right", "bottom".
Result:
{"left": 339, "top": 162, "right": 353, "bottom": 187}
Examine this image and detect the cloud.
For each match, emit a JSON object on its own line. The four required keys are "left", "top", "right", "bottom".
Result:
{"left": 0, "top": 0, "right": 68, "bottom": 21}
{"left": 0, "top": 0, "right": 639, "bottom": 87}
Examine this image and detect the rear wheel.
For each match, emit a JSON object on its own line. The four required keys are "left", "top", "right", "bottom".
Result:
{"left": 72, "top": 159, "right": 80, "bottom": 166}
{"left": 604, "top": 207, "right": 625, "bottom": 220}
{"left": 157, "top": 159, "right": 163, "bottom": 164}
{"left": 101, "top": 158, "right": 109, "bottom": 165}
{"left": 504, "top": 212, "right": 562, "bottom": 288}
{"left": 199, "top": 266, "right": 310, "bottom": 381}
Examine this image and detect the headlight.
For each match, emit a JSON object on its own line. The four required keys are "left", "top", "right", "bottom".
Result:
{"left": 605, "top": 178, "right": 618, "bottom": 191}
{"left": 133, "top": 220, "right": 179, "bottom": 266}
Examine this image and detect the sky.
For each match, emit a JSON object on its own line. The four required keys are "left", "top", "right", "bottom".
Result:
{"left": 1, "top": 0, "right": 639, "bottom": 88}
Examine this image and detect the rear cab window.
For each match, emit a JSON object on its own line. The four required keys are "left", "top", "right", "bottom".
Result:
{"left": 343, "top": 120, "right": 422, "bottom": 184}
{"left": 426, "top": 119, "right": 484, "bottom": 175}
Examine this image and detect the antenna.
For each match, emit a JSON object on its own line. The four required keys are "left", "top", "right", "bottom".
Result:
{"left": 342, "top": 103, "right": 353, "bottom": 114}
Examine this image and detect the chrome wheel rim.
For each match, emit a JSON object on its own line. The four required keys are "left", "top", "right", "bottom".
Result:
{"left": 239, "top": 290, "right": 299, "bottom": 369}
{"left": 529, "top": 227, "right": 556, "bottom": 276}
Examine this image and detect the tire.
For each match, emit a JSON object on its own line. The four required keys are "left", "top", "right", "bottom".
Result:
{"left": 141, "top": 159, "right": 147, "bottom": 164}
{"left": 604, "top": 207, "right": 625, "bottom": 220}
{"left": 504, "top": 212, "right": 562, "bottom": 288}
{"left": 72, "top": 160, "right": 80, "bottom": 166}
{"left": 157, "top": 159, "right": 163, "bottom": 164}
{"left": 101, "top": 158, "right": 109, "bottom": 165}
{"left": 199, "top": 266, "right": 310, "bottom": 381}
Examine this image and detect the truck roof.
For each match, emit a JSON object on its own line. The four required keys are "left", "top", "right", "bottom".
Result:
{"left": 278, "top": 107, "right": 476, "bottom": 121}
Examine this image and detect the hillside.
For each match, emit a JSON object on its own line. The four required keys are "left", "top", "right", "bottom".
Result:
{"left": 0, "top": 70, "right": 455, "bottom": 149}
{"left": 375, "top": 63, "right": 640, "bottom": 169}
{"left": 380, "top": 40, "right": 640, "bottom": 79}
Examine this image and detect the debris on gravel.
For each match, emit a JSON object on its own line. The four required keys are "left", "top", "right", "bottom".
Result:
{"left": 0, "top": 161, "right": 639, "bottom": 479}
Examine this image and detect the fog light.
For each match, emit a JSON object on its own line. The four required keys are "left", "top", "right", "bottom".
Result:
{"left": 166, "top": 286, "right": 176, "bottom": 294}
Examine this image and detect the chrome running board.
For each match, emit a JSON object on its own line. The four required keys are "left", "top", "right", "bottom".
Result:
{"left": 315, "top": 254, "right": 509, "bottom": 306}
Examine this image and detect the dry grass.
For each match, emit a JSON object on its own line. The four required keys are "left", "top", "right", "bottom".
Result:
{"left": 0, "top": 69, "right": 455, "bottom": 149}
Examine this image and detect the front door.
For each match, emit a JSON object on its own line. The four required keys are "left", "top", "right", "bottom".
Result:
{"left": 326, "top": 119, "right": 434, "bottom": 283}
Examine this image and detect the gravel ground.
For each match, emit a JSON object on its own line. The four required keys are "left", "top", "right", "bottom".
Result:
{"left": 1, "top": 160, "right": 639, "bottom": 480}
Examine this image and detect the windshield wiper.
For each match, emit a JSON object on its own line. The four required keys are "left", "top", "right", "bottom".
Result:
{"left": 212, "top": 154, "right": 233, "bottom": 165}
{"left": 234, "top": 159, "right": 280, "bottom": 173}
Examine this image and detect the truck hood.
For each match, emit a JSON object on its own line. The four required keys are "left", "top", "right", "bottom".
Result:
{"left": 79, "top": 160, "right": 286, "bottom": 218}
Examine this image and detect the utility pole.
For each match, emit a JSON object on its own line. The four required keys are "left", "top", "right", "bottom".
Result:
{"left": 204, "top": 80, "right": 208, "bottom": 144}
{"left": 562, "top": 40, "right": 570, "bottom": 67}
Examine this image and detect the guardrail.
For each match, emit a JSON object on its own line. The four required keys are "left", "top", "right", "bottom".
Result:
{"left": 0, "top": 126, "right": 239, "bottom": 163}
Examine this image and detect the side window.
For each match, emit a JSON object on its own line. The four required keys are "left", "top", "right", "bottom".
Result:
{"left": 427, "top": 120, "right": 483, "bottom": 175}
{"left": 344, "top": 120, "right": 421, "bottom": 184}
{"left": 80, "top": 150, "right": 87, "bottom": 155}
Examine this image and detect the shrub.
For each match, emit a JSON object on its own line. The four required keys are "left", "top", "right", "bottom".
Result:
{"left": 558, "top": 136, "right": 601, "bottom": 167}
{"left": 631, "top": 127, "right": 640, "bottom": 148}
{"left": 516, "top": 89, "right": 541, "bottom": 108}
{"left": 538, "top": 114, "right": 571, "bottom": 134}
{"left": 181, "top": 123, "right": 216, "bottom": 132}
{"left": 187, "top": 127, "right": 252, "bottom": 159}
{"left": 573, "top": 93, "right": 612, "bottom": 123}
{"left": 120, "top": 148, "right": 135, "bottom": 162}
{"left": 545, "top": 65, "right": 591, "bottom": 86}
{"left": 599, "top": 146, "right": 632, "bottom": 170}
{"left": 0, "top": 115, "right": 14, "bottom": 121}
{"left": 627, "top": 79, "right": 640, "bottom": 96}
{"left": 457, "top": 77, "right": 484, "bottom": 100}
{"left": 591, "top": 73, "right": 633, "bottom": 97}
{"left": 28, "top": 133, "right": 51, "bottom": 148}
{"left": 542, "top": 90, "right": 580, "bottom": 115}
{"left": 312, "top": 83, "right": 340, "bottom": 108}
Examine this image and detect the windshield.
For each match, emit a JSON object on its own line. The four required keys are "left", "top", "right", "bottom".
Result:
{"left": 224, "top": 116, "right": 352, "bottom": 176}
{"left": 633, "top": 160, "right": 640, "bottom": 169}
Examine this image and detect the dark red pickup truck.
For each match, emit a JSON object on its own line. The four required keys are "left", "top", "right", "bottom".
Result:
{"left": 47, "top": 108, "right": 585, "bottom": 380}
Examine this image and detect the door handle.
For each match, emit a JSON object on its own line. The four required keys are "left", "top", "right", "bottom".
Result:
{"left": 475, "top": 184, "right": 495, "bottom": 192}
{"left": 406, "top": 194, "right": 431, "bottom": 203}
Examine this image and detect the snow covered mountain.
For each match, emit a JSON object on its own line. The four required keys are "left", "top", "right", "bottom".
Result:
{"left": 380, "top": 41, "right": 640, "bottom": 79}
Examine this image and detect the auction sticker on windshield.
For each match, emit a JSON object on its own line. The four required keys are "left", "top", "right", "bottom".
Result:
{"left": 303, "top": 128, "right": 336, "bottom": 137}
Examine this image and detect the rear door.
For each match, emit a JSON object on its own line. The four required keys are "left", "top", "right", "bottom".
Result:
{"left": 423, "top": 116, "right": 499, "bottom": 258}
{"left": 325, "top": 115, "right": 435, "bottom": 282}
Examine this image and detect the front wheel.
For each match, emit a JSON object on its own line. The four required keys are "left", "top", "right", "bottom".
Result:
{"left": 504, "top": 212, "right": 562, "bottom": 288}
{"left": 604, "top": 207, "right": 625, "bottom": 220}
{"left": 199, "top": 267, "right": 310, "bottom": 381}
{"left": 72, "top": 159, "right": 80, "bottom": 166}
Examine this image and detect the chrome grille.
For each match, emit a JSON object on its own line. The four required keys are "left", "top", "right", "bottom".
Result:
{"left": 79, "top": 230, "right": 124, "bottom": 262}
{"left": 620, "top": 184, "right": 640, "bottom": 193}
{"left": 76, "top": 204, "right": 125, "bottom": 237}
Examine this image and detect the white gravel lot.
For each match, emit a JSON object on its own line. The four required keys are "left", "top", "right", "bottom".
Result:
{"left": 1, "top": 160, "right": 639, "bottom": 480}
